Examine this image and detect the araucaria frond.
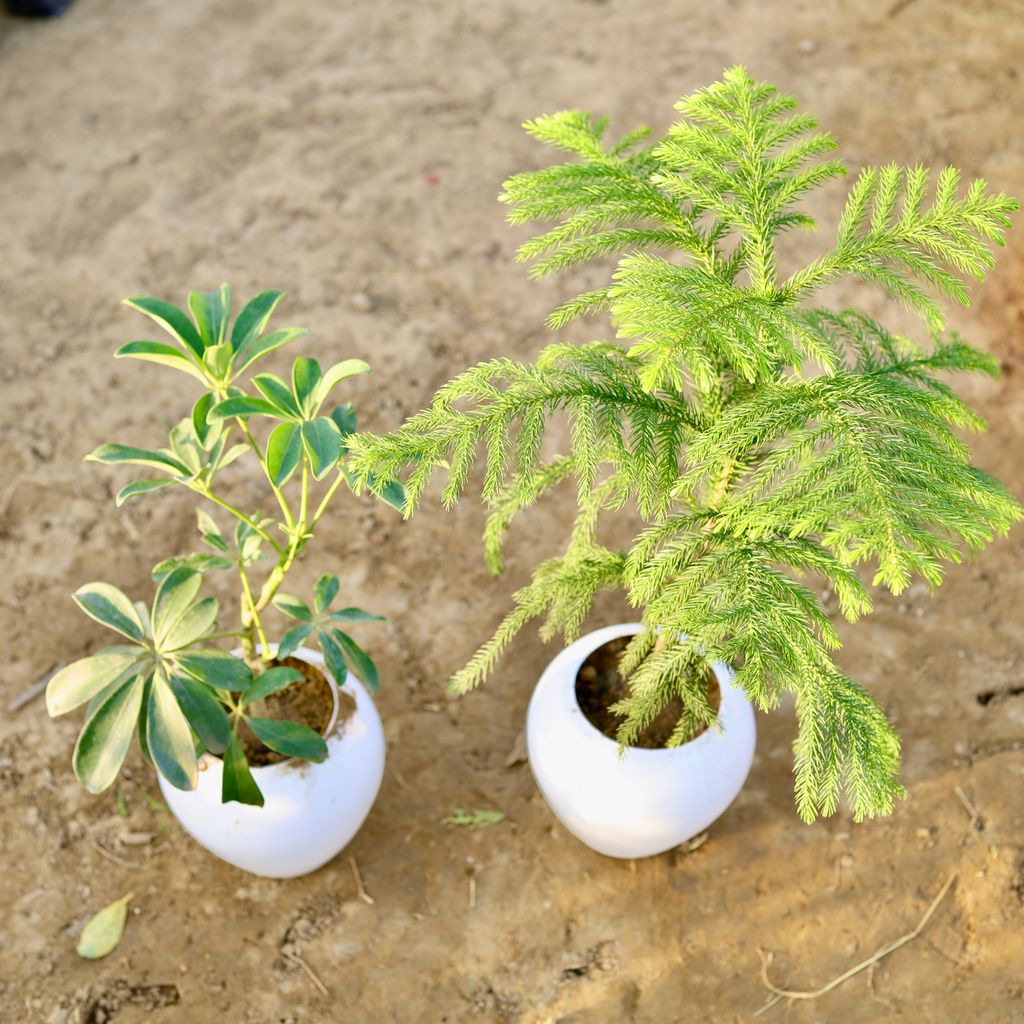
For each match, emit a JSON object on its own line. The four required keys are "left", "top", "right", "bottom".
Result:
{"left": 350, "top": 67, "right": 1020, "bottom": 822}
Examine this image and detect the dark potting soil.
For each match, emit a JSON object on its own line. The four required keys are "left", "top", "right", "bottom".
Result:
{"left": 574, "top": 635, "right": 721, "bottom": 749}
{"left": 239, "top": 656, "right": 338, "bottom": 766}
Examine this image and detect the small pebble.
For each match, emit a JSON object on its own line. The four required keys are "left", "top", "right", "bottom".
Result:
{"left": 350, "top": 292, "right": 374, "bottom": 313}
{"left": 798, "top": 38, "right": 817, "bottom": 54}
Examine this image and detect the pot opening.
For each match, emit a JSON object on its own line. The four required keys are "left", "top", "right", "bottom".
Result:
{"left": 238, "top": 656, "right": 354, "bottom": 766}
{"left": 574, "top": 635, "right": 721, "bottom": 749}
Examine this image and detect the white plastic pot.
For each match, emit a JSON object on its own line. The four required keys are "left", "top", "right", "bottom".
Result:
{"left": 526, "top": 623, "right": 756, "bottom": 859}
{"left": 158, "top": 646, "right": 385, "bottom": 878}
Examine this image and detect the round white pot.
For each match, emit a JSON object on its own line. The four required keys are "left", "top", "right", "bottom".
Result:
{"left": 158, "top": 646, "right": 385, "bottom": 878}
{"left": 526, "top": 623, "right": 756, "bottom": 859}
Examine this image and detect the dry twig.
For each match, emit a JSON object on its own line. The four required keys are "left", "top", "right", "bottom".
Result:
{"left": 283, "top": 950, "right": 329, "bottom": 996}
{"left": 89, "top": 838, "right": 143, "bottom": 870}
{"left": 953, "top": 786, "right": 983, "bottom": 830}
{"left": 349, "top": 856, "right": 375, "bottom": 906}
{"left": 8, "top": 662, "right": 66, "bottom": 713}
{"left": 754, "top": 873, "right": 957, "bottom": 1015}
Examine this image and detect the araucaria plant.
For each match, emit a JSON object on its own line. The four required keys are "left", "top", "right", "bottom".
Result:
{"left": 48, "top": 286, "right": 397, "bottom": 805}
{"left": 350, "top": 67, "right": 1020, "bottom": 821}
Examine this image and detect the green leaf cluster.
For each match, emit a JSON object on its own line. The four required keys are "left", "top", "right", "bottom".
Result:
{"left": 272, "top": 573, "right": 384, "bottom": 692}
{"left": 51, "top": 288, "right": 392, "bottom": 805}
{"left": 350, "top": 67, "right": 1020, "bottom": 822}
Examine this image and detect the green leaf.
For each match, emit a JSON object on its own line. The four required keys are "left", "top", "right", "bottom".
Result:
{"left": 115, "top": 479, "right": 175, "bottom": 507}
{"left": 152, "top": 552, "right": 233, "bottom": 581}
{"left": 231, "top": 290, "right": 285, "bottom": 351}
{"left": 73, "top": 583, "right": 146, "bottom": 641}
{"left": 86, "top": 444, "right": 189, "bottom": 476}
{"left": 221, "top": 733, "right": 264, "bottom": 806}
{"left": 176, "top": 650, "right": 252, "bottom": 692}
{"left": 242, "top": 666, "right": 303, "bottom": 707}
{"left": 147, "top": 669, "right": 198, "bottom": 791}
{"left": 442, "top": 808, "right": 506, "bottom": 830}
{"left": 162, "top": 596, "right": 218, "bottom": 650}
{"left": 329, "top": 607, "right": 386, "bottom": 623}
{"left": 292, "top": 357, "right": 323, "bottom": 415}
{"left": 312, "top": 359, "right": 371, "bottom": 413}
{"left": 301, "top": 418, "right": 342, "bottom": 479}
{"left": 314, "top": 574, "right": 339, "bottom": 613}
{"left": 237, "top": 531, "right": 263, "bottom": 566}
{"left": 151, "top": 567, "right": 203, "bottom": 645}
{"left": 46, "top": 648, "right": 141, "bottom": 716}
{"left": 76, "top": 892, "right": 133, "bottom": 960}
{"left": 123, "top": 296, "right": 204, "bottom": 358}
{"left": 245, "top": 716, "right": 328, "bottom": 762}
{"left": 318, "top": 628, "right": 349, "bottom": 687}
{"left": 192, "top": 393, "right": 217, "bottom": 447}
{"left": 273, "top": 593, "right": 313, "bottom": 621}
{"left": 136, "top": 678, "right": 153, "bottom": 766}
{"left": 188, "top": 284, "right": 232, "bottom": 349}
{"left": 169, "top": 673, "right": 231, "bottom": 753}
{"left": 331, "top": 630, "right": 379, "bottom": 692}
{"left": 266, "top": 421, "right": 303, "bottom": 487}
{"left": 252, "top": 373, "right": 302, "bottom": 418}
{"left": 234, "top": 327, "right": 310, "bottom": 373}
{"left": 115, "top": 341, "right": 206, "bottom": 382}
{"left": 73, "top": 676, "right": 144, "bottom": 794}
{"left": 202, "top": 342, "right": 233, "bottom": 380}
{"left": 371, "top": 476, "right": 407, "bottom": 513}
{"left": 167, "top": 420, "right": 203, "bottom": 476}
{"left": 196, "top": 507, "right": 225, "bottom": 545}
{"left": 217, "top": 442, "right": 249, "bottom": 470}
{"left": 208, "top": 396, "right": 282, "bottom": 421}
{"left": 330, "top": 403, "right": 357, "bottom": 437}
{"left": 275, "top": 623, "right": 312, "bottom": 660}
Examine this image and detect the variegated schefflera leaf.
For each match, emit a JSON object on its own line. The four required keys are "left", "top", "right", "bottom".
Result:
{"left": 45, "top": 568, "right": 326, "bottom": 807}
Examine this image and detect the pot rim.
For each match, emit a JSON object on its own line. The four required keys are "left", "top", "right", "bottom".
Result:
{"left": 554, "top": 622, "right": 744, "bottom": 759}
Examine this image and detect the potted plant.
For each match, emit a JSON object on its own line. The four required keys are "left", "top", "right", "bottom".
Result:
{"left": 47, "top": 285, "right": 401, "bottom": 878}
{"left": 350, "top": 67, "right": 1020, "bottom": 858}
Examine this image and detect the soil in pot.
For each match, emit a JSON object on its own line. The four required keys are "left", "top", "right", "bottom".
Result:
{"left": 575, "top": 636, "right": 721, "bottom": 749}
{"left": 239, "top": 656, "right": 355, "bottom": 766}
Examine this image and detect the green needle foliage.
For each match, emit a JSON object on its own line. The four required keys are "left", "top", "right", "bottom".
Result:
{"left": 48, "top": 287, "right": 399, "bottom": 806}
{"left": 350, "top": 68, "right": 1020, "bottom": 822}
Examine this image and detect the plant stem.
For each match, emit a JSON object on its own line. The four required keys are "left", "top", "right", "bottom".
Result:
{"left": 299, "top": 461, "right": 309, "bottom": 528}
{"left": 310, "top": 471, "right": 345, "bottom": 528}
{"left": 707, "top": 457, "right": 736, "bottom": 509}
{"left": 199, "top": 488, "right": 285, "bottom": 556}
{"left": 239, "top": 566, "right": 271, "bottom": 663}
{"left": 251, "top": 469, "right": 308, "bottom": 616}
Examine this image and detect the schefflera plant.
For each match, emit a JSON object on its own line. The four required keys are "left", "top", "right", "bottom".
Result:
{"left": 350, "top": 68, "right": 1020, "bottom": 822}
{"left": 47, "top": 286, "right": 398, "bottom": 806}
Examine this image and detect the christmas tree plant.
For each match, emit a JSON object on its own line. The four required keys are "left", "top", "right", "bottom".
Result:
{"left": 349, "top": 67, "right": 1020, "bottom": 821}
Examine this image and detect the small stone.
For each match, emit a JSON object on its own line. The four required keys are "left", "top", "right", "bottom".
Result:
{"left": 798, "top": 38, "right": 818, "bottom": 54}
{"left": 350, "top": 292, "right": 374, "bottom": 313}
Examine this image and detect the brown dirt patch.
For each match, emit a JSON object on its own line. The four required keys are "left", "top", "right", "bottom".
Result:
{"left": 3, "top": 2, "right": 1024, "bottom": 1022}
{"left": 239, "top": 656, "right": 337, "bottom": 766}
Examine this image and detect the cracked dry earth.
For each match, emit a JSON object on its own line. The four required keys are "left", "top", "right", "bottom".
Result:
{"left": 2, "top": 0, "right": 1024, "bottom": 1021}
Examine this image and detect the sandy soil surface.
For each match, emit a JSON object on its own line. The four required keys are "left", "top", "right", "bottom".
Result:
{"left": 2, "top": 0, "right": 1024, "bottom": 1021}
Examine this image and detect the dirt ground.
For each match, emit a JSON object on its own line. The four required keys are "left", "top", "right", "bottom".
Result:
{"left": 2, "top": 0, "right": 1024, "bottom": 1021}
